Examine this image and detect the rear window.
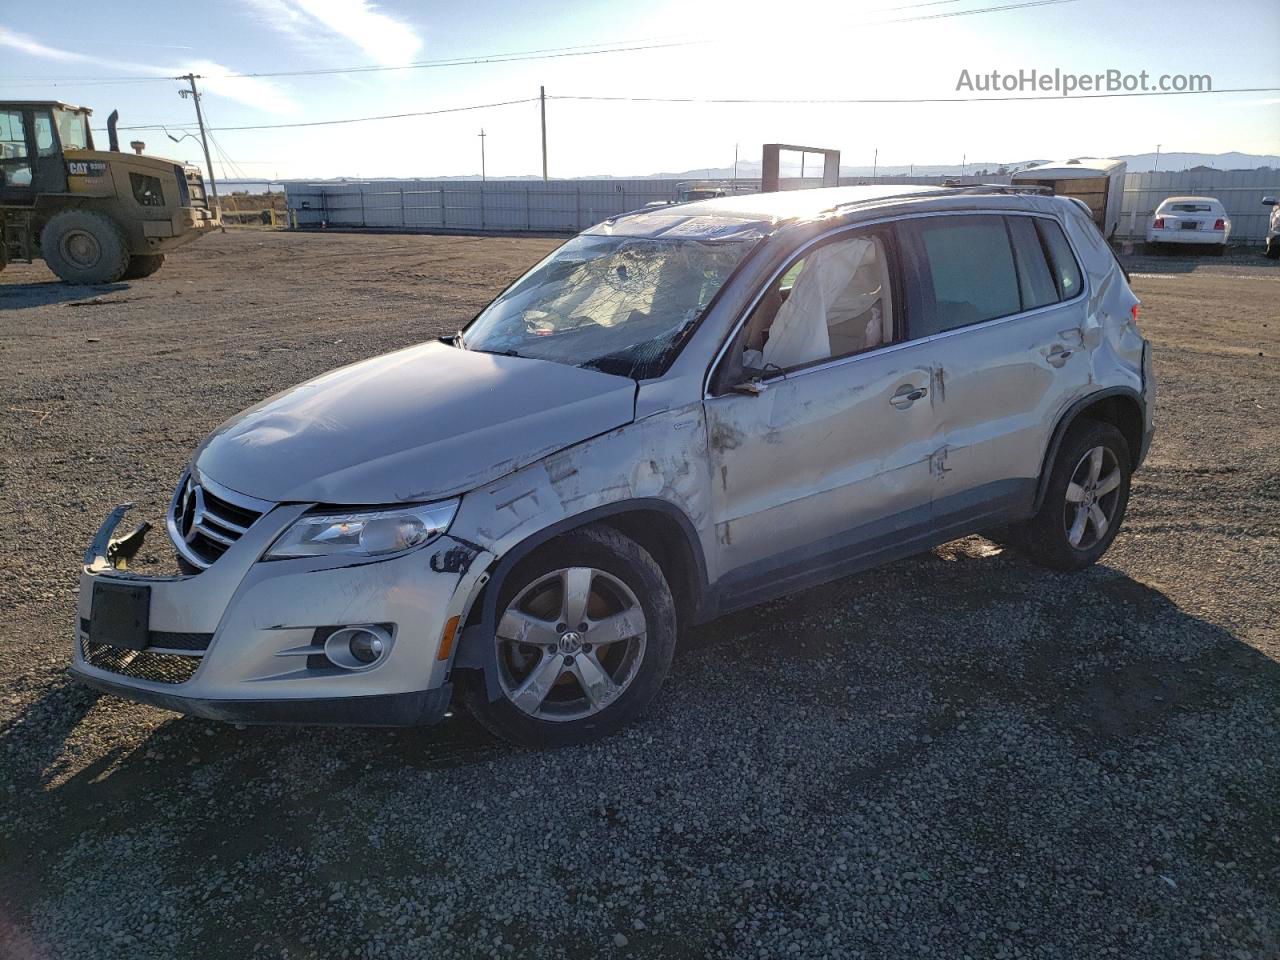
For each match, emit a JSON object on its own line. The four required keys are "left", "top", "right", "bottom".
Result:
{"left": 1007, "top": 216, "right": 1059, "bottom": 311}
{"left": 901, "top": 215, "right": 1021, "bottom": 337}
{"left": 1035, "top": 219, "right": 1084, "bottom": 301}
{"left": 1170, "top": 203, "right": 1213, "bottom": 213}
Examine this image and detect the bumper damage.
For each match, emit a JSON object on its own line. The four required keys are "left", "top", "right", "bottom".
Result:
{"left": 72, "top": 500, "right": 490, "bottom": 727}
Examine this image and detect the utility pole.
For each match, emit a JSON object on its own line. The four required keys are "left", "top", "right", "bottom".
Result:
{"left": 479, "top": 128, "right": 487, "bottom": 182}
{"left": 178, "top": 73, "right": 220, "bottom": 219}
{"left": 733, "top": 143, "right": 739, "bottom": 185}
{"left": 872, "top": 147, "right": 878, "bottom": 180}
{"left": 1153, "top": 143, "right": 1162, "bottom": 172}
{"left": 540, "top": 86, "right": 548, "bottom": 181}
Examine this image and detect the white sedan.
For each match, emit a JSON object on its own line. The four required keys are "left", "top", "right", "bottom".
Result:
{"left": 1146, "top": 196, "right": 1231, "bottom": 252}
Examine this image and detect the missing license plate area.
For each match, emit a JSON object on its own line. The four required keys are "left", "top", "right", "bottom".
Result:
{"left": 1181, "top": 222, "right": 1200, "bottom": 230}
{"left": 90, "top": 582, "right": 151, "bottom": 651}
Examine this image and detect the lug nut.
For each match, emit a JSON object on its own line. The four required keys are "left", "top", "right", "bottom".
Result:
{"left": 563, "top": 655, "right": 575, "bottom": 665}
{"left": 578, "top": 622, "right": 589, "bottom": 632}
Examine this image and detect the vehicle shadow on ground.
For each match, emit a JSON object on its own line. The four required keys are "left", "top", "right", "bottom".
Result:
{"left": 2, "top": 541, "right": 1276, "bottom": 959}
{"left": 0, "top": 282, "right": 131, "bottom": 310}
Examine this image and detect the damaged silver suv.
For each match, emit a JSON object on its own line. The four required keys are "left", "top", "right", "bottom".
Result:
{"left": 74, "top": 185, "right": 1154, "bottom": 747}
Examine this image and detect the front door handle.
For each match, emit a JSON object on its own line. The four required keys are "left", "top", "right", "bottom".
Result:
{"left": 1047, "top": 345, "right": 1074, "bottom": 368}
{"left": 890, "top": 383, "right": 928, "bottom": 408}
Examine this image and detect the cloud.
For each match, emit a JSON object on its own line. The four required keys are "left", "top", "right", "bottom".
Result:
{"left": 0, "top": 27, "right": 298, "bottom": 114}
{"left": 241, "top": 0, "right": 423, "bottom": 67}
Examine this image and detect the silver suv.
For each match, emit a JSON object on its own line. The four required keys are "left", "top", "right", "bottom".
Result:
{"left": 74, "top": 185, "right": 1154, "bottom": 747}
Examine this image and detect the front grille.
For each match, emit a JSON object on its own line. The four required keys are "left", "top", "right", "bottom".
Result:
{"left": 79, "top": 618, "right": 211, "bottom": 652}
{"left": 184, "top": 168, "right": 209, "bottom": 209}
{"left": 81, "top": 635, "right": 201, "bottom": 685}
{"left": 169, "top": 473, "right": 271, "bottom": 570}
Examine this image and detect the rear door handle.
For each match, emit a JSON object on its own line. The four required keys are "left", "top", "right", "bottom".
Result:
{"left": 890, "top": 384, "right": 928, "bottom": 408}
{"left": 1047, "top": 346, "right": 1074, "bottom": 368}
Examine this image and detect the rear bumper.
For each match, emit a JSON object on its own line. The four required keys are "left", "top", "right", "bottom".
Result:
{"left": 71, "top": 667, "right": 452, "bottom": 726}
{"left": 141, "top": 207, "right": 220, "bottom": 247}
{"left": 1146, "top": 228, "right": 1227, "bottom": 245}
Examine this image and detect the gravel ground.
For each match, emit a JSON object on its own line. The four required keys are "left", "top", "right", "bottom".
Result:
{"left": 1, "top": 231, "right": 1277, "bottom": 960}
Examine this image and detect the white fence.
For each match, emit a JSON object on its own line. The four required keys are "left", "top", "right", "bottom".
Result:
{"left": 286, "top": 169, "right": 1279, "bottom": 241}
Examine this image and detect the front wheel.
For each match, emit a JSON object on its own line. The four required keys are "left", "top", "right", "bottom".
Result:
{"left": 461, "top": 526, "right": 677, "bottom": 748}
{"left": 1012, "top": 420, "right": 1132, "bottom": 571}
{"left": 41, "top": 210, "right": 130, "bottom": 284}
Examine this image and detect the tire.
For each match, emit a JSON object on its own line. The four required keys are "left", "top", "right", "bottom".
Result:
{"left": 461, "top": 526, "right": 677, "bottom": 748}
{"left": 1266, "top": 239, "right": 1280, "bottom": 260}
{"left": 1012, "top": 420, "right": 1132, "bottom": 572}
{"left": 40, "top": 210, "right": 130, "bottom": 284}
{"left": 120, "top": 253, "right": 165, "bottom": 280}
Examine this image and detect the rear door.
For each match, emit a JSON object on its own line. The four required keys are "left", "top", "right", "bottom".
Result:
{"left": 703, "top": 225, "right": 940, "bottom": 602}
{"left": 895, "top": 211, "right": 1092, "bottom": 527}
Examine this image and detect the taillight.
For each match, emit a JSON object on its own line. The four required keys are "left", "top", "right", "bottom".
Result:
{"left": 1153, "top": 217, "right": 1165, "bottom": 229}
{"left": 1131, "top": 305, "right": 1140, "bottom": 323}
{"left": 1214, "top": 218, "right": 1225, "bottom": 230}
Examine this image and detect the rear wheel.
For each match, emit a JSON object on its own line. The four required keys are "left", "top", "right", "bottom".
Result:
{"left": 121, "top": 253, "right": 165, "bottom": 279}
{"left": 41, "top": 210, "right": 130, "bottom": 284}
{"left": 1012, "top": 420, "right": 1131, "bottom": 571}
{"left": 461, "top": 526, "right": 677, "bottom": 748}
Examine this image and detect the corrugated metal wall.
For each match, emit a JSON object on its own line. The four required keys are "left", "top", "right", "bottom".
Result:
{"left": 1114, "top": 169, "right": 1278, "bottom": 241}
{"left": 286, "top": 169, "right": 1280, "bottom": 240}
{"left": 285, "top": 179, "right": 687, "bottom": 233}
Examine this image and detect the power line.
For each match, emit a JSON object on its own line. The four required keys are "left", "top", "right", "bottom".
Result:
{"left": 100, "top": 97, "right": 539, "bottom": 132}
{"left": 549, "top": 85, "right": 1280, "bottom": 106}
{"left": 87, "top": 83, "right": 1280, "bottom": 138}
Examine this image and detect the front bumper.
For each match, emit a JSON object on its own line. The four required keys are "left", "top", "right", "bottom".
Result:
{"left": 72, "top": 499, "right": 491, "bottom": 726}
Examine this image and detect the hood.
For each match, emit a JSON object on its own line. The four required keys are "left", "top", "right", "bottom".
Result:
{"left": 194, "top": 341, "right": 636, "bottom": 505}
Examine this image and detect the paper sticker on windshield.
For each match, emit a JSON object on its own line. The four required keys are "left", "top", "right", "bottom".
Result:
{"left": 67, "top": 160, "right": 108, "bottom": 177}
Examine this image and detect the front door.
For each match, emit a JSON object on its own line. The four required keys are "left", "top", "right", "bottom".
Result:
{"left": 704, "top": 226, "right": 940, "bottom": 604}
{"left": 0, "top": 108, "right": 35, "bottom": 204}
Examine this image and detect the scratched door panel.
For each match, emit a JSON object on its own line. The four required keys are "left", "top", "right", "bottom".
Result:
{"left": 704, "top": 343, "right": 939, "bottom": 577}
{"left": 931, "top": 300, "right": 1090, "bottom": 518}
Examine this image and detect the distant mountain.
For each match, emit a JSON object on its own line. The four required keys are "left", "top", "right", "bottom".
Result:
{"left": 1112, "top": 151, "right": 1279, "bottom": 172}
{"left": 219, "top": 151, "right": 1278, "bottom": 185}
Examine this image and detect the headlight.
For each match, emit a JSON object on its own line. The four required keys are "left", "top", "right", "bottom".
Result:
{"left": 265, "top": 500, "right": 458, "bottom": 560}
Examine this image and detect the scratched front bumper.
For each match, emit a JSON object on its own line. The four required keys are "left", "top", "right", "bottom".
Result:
{"left": 72, "top": 503, "right": 489, "bottom": 726}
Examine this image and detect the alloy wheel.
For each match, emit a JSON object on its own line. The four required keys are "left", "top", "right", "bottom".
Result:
{"left": 1063, "top": 445, "right": 1123, "bottom": 550}
{"left": 495, "top": 566, "right": 647, "bottom": 723}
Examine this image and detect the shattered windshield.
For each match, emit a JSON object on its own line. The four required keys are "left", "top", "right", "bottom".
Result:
{"left": 460, "top": 234, "right": 754, "bottom": 378}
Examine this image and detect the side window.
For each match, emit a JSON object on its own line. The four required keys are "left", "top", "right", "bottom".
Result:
{"left": 1036, "top": 218, "right": 1084, "bottom": 300}
{"left": 0, "top": 109, "right": 33, "bottom": 189}
{"left": 1006, "top": 216, "right": 1059, "bottom": 310}
{"left": 901, "top": 215, "right": 1021, "bottom": 337}
{"left": 34, "top": 111, "right": 57, "bottom": 158}
{"left": 739, "top": 231, "right": 895, "bottom": 373}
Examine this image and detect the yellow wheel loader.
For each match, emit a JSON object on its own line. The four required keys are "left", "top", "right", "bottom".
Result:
{"left": 0, "top": 101, "right": 218, "bottom": 284}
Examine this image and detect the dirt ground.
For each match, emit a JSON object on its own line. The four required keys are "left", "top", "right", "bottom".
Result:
{"left": 1, "top": 230, "right": 1277, "bottom": 960}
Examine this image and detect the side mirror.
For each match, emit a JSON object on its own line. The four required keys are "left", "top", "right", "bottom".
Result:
{"left": 1263, "top": 197, "right": 1278, "bottom": 206}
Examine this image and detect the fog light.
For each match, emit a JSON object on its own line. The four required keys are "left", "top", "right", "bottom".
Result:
{"left": 323, "top": 625, "right": 393, "bottom": 670}
{"left": 349, "top": 631, "right": 383, "bottom": 663}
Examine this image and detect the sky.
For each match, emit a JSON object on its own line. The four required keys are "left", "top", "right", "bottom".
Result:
{"left": 2, "top": 0, "right": 1278, "bottom": 181}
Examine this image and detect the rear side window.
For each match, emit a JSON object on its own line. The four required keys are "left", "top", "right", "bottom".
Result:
{"left": 1006, "top": 216, "right": 1058, "bottom": 310}
{"left": 1035, "top": 219, "right": 1084, "bottom": 300}
{"left": 899, "top": 215, "right": 1020, "bottom": 337}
